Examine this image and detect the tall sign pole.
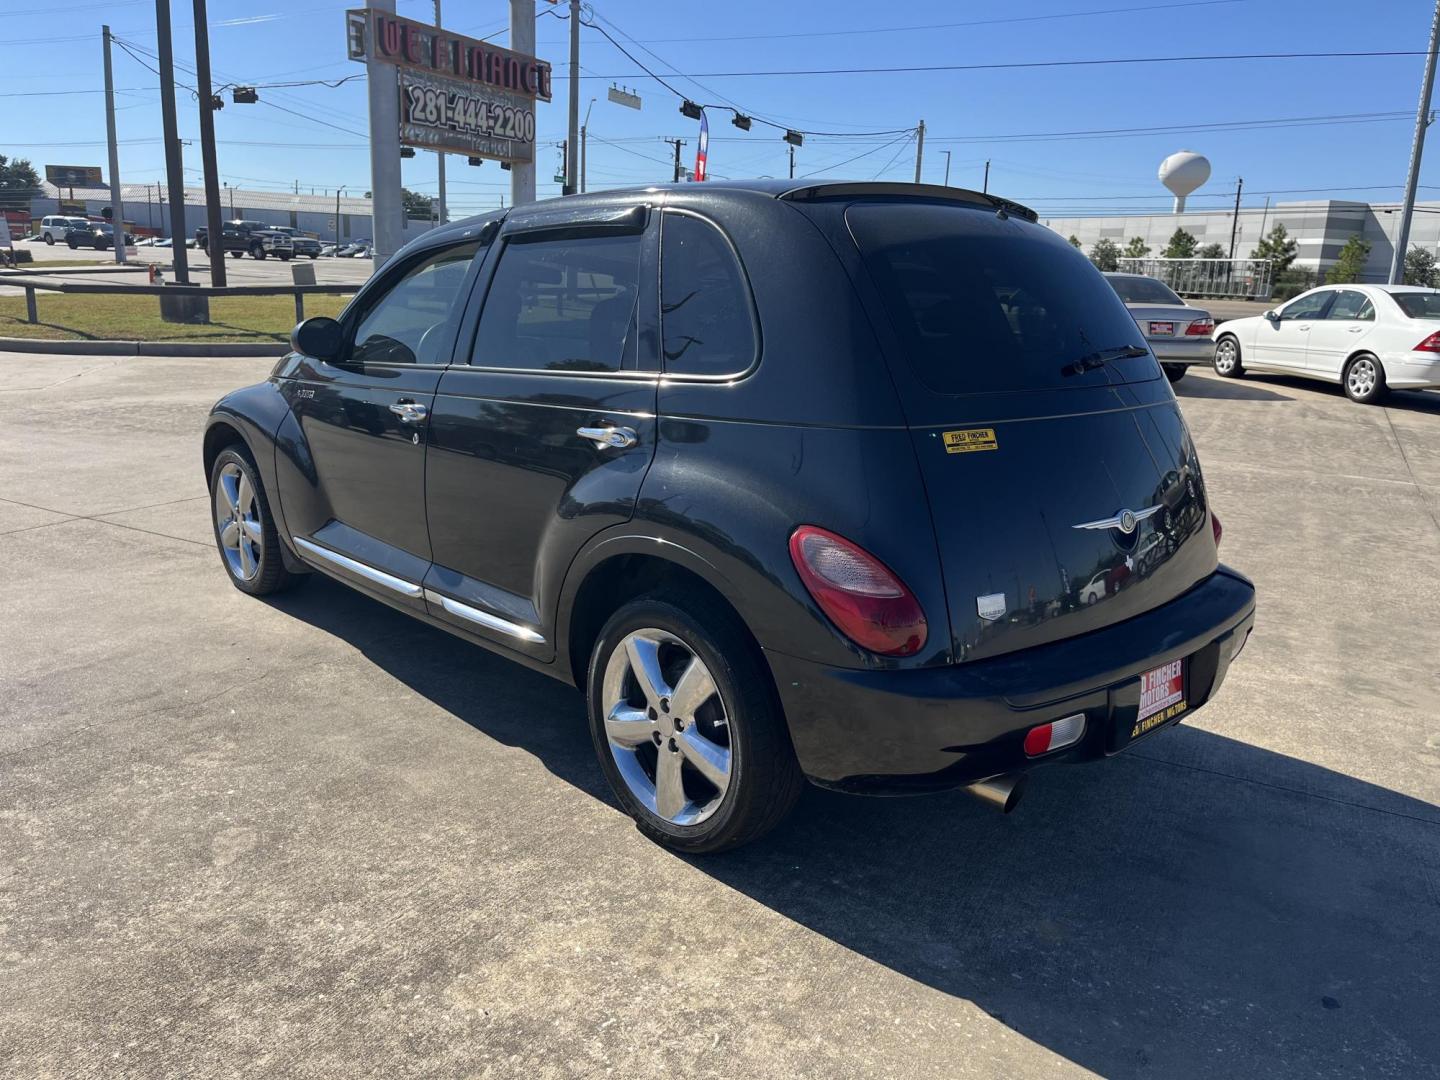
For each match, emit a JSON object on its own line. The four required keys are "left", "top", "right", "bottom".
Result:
{"left": 101, "top": 26, "right": 127, "bottom": 265}
{"left": 192, "top": 0, "right": 226, "bottom": 286}
{"left": 433, "top": 0, "right": 446, "bottom": 226}
{"left": 510, "top": 0, "right": 537, "bottom": 206}
{"left": 155, "top": 0, "right": 190, "bottom": 283}
{"left": 564, "top": 0, "right": 580, "bottom": 195}
{"left": 1390, "top": 0, "right": 1440, "bottom": 284}
{"left": 366, "top": 0, "right": 404, "bottom": 264}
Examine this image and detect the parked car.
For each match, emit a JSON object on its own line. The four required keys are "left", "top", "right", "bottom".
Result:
{"left": 1105, "top": 272, "right": 1215, "bottom": 383}
{"left": 64, "top": 222, "right": 134, "bottom": 250}
{"left": 39, "top": 215, "right": 90, "bottom": 244}
{"left": 153, "top": 238, "right": 174, "bottom": 248}
{"left": 270, "top": 227, "right": 322, "bottom": 259}
{"left": 203, "top": 181, "right": 1254, "bottom": 852}
{"left": 336, "top": 239, "right": 372, "bottom": 258}
{"left": 195, "top": 220, "right": 293, "bottom": 260}
{"left": 319, "top": 243, "right": 339, "bottom": 257}
{"left": 1213, "top": 284, "right": 1440, "bottom": 403}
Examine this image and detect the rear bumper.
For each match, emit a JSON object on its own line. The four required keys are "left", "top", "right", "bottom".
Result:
{"left": 768, "top": 566, "right": 1255, "bottom": 793}
{"left": 1149, "top": 337, "right": 1213, "bottom": 363}
{"left": 1379, "top": 353, "right": 1440, "bottom": 390}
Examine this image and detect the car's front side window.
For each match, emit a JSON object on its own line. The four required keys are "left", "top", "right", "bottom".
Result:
{"left": 470, "top": 231, "right": 642, "bottom": 373}
{"left": 1280, "top": 292, "right": 1333, "bottom": 320}
{"left": 349, "top": 241, "right": 482, "bottom": 366}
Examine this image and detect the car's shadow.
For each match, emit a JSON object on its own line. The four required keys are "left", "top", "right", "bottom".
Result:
{"left": 1192, "top": 371, "right": 1440, "bottom": 414}
{"left": 268, "top": 577, "right": 1440, "bottom": 1079}
{"left": 1173, "top": 376, "right": 1292, "bottom": 402}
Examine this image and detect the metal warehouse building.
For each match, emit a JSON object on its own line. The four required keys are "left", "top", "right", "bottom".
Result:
{"left": 1041, "top": 200, "right": 1440, "bottom": 283}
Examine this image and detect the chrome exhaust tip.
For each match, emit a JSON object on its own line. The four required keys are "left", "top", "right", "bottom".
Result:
{"left": 966, "top": 772, "right": 1027, "bottom": 814}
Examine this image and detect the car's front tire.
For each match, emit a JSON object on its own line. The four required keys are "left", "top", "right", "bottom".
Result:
{"left": 1162, "top": 363, "right": 1187, "bottom": 383}
{"left": 209, "top": 445, "right": 303, "bottom": 596}
{"left": 250, "top": 244, "right": 266, "bottom": 260}
{"left": 229, "top": 250, "right": 243, "bottom": 259}
{"left": 1213, "top": 335, "right": 1244, "bottom": 377}
{"left": 586, "top": 591, "right": 803, "bottom": 853}
{"left": 1344, "top": 353, "right": 1387, "bottom": 404}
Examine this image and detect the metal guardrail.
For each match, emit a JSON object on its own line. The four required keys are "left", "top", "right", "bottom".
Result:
{"left": 12, "top": 280, "right": 357, "bottom": 326}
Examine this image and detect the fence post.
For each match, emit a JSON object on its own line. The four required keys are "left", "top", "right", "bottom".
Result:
{"left": 294, "top": 290, "right": 305, "bottom": 324}
{"left": 25, "top": 286, "right": 38, "bottom": 324}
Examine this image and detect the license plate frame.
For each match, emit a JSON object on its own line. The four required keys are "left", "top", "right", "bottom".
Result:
{"left": 1149, "top": 321, "right": 1175, "bottom": 336}
{"left": 1112, "top": 657, "right": 1188, "bottom": 751}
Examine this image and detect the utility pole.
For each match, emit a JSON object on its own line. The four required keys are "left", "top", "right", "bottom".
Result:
{"left": 983, "top": 159, "right": 990, "bottom": 193}
{"left": 580, "top": 97, "right": 595, "bottom": 194}
{"left": 1228, "top": 176, "right": 1244, "bottom": 259}
{"left": 101, "top": 26, "right": 127, "bottom": 265}
{"left": 564, "top": 0, "right": 580, "bottom": 194}
{"left": 913, "top": 119, "right": 925, "bottom": 183}
{"left": 434, "top": 0, "right": 446, "bottom": 227}
{"left": 155, "top": 0, "right": 190, "bottom": 283}
{"left": 1391, "top": 0, "right": 1440, "bottom": 283}
{"left": 192, "top": 0, "right": 226, "bottom": 285}
{"left": 941, "top": 150, "right": 951, "bottom": 186}
{"left": 665, "top": 138, "right": 685, "bottom": 183}
{"left": 788, "top": 143, "right": 795, "bottom": 179}
{"left": 509, "top": 0, "right": 536, "bottom": 206}
{"left": 335, "top": 187, "right": 344, "bottom": 252}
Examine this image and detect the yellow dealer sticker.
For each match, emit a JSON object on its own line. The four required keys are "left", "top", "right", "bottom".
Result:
{"left": 942, "top": 428, "right": 998, "bottom": 454}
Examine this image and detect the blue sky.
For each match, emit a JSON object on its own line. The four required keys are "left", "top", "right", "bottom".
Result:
{"left": 3, "top": 0, "right": 1436, "bottom": 218}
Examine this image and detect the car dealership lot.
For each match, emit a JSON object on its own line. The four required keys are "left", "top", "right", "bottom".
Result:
{"left": 2, "top": 355, "right": 1438, "bottom": 1077}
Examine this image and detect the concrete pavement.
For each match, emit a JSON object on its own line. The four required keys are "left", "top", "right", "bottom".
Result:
{"left": 1, "top": 355, "right": 1438, "bottom": 1078}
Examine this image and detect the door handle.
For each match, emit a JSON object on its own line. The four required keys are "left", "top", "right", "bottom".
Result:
{"left": 389, "top": 401, "right": 428, "bottom": 423}
{"left": 577, "top": 425, "right": 638, "bottom": 449}
{"left": 1348, "top": 326, "right": 1364, "bottom": 333}
{"left": 1297, "top": 324, "right": 1310, "bottom": 331}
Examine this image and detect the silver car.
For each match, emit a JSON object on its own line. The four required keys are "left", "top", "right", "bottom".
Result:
{"left": 1105, "top": 273, "right": 1215, "bottom": 383}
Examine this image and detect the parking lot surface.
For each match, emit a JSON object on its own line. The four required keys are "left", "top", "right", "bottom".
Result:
{"left": 2, "top": 355, "right": 1438, "bottom": 1078}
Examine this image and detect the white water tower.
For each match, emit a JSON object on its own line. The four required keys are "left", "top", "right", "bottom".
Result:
{"left": 1158, "top": 151, "right": 1211, "bottom": 213}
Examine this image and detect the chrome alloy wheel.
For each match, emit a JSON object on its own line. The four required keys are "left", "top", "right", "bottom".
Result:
{"left": 214, "top": 461, "right": 263, "bottom": 581}
{"left": 1214, "top": 338, "right": 1238, "bottom": 374}
{"left": 1347, "top": 356, "right": 1378, "bottom": 399}
{"left": 601, "top": 629, "right": 733, "bottom": 826}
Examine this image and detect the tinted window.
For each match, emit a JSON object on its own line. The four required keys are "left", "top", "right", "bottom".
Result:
{"left": 1279, "top": 291, "right": 1333, "bottom": 320}
{"left": 1392, "top": 291, "right": 1440, "bottom": 319}
{"left": 848, "top": 202, "right": 1153, "bottom": 394}
{"left": 350, "top": 241, "right": 481, "bottom": 365}
{"left": 472, "top": 232, "right": 641, "bottom": 373}
{"left": 1107, "top": 275, "right": 1182, "bottom": 305}
{"left": 661, "top": 213, "right": 756, "bottom": 376}
{"left": 1327, "top": 290, "right": 1373, "bottom": 320}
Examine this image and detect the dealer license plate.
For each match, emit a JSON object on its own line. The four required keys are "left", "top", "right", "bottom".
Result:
{"left": 1148, "top": 321, "right": 1175, "bottom": 336}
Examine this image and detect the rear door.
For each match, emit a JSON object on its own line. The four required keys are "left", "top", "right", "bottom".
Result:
{"left": 844, "top": 200, "right": 1217, "bottom": 662}
{"left": 1304, "top": 288, "right": 1374, "bottom": 375}
{"left": 1253, "top": 289, "right": 1333, "bottom": 369}
{"left": 421, "top": 203, "right": 657, "bottom": 657}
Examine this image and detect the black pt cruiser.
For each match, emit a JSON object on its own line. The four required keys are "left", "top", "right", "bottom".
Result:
{"left": 204, "top": 180, "right": 1255, "bottom": 852}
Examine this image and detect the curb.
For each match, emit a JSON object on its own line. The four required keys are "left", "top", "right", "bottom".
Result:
{"left": 0, "top": 337, "right": 286, "bottom": 357}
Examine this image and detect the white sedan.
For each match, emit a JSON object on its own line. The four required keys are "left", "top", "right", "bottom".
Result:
{"left": 1212, "top": 284, "right": 1440, "bottom": 404}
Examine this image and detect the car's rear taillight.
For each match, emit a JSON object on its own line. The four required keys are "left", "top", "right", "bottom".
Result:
{"left": 1185, "top": 317, "right": 1215, "bottom": 336}
{"left": 788, "top": 525, "right": 927, "bottom": 656}
{"left": 1212, "top": 511, "right": 1223, "bottom": 547}
{"left": 1414, "top": 331, "right": 1440, "bottom": 352}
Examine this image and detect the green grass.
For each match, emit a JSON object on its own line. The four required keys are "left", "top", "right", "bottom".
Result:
{"left": 0, "top": 292, "right": 353, "bottom": 342}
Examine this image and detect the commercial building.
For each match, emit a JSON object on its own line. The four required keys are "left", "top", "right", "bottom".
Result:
{"left": 1041, "top": 199, "right": 1440, "bottom": 283}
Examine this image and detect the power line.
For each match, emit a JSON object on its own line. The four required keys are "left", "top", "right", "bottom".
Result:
{"left": 798, "top": 132, "right": 917, "bottom": 178}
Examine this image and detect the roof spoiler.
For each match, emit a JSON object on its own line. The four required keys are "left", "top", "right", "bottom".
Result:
{"left": 777, "top": 182, "right": 1037, "bottom": 223}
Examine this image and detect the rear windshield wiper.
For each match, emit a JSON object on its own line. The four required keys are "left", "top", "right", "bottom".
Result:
{"left": 1062, "top": 344, "right": 1149, "bottom": 376}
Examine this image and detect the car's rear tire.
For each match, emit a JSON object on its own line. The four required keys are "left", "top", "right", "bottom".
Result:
{"left": 309, "top": 253, "right": 319, "bottom": 259}
{"left": 1162, "top": 363, "right": 1187, "bottom": 383}
{"left": 229, "top": 250, "right": 243, "bottom": 259}
{"left": 44, "top": 233, "right": 54, "bottom": 245}
{"left": 278, "top": 252, "right": 292, "bottom": 261}
{"left": 586, "top": 591, "right": 803, "bottom": 854}
{"left": 209, "top": 445, "right": 303, "bottom": 597}
{"left": 1343, "top": 353, "right": 1387, "bottom": 404}
{"left": 1213, "top": 335, "right": 1244, "bottom": 377}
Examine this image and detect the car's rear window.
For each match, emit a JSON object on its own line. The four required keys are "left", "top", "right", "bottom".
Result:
{"left": 1392, "top": 292, "right": 1440, "bottom": 319}
{"left": 847, "top": 202, "right": 1155, "bottom": 394}
{"left": 1107, "top": 275, "right": 1183, "bottom": 305}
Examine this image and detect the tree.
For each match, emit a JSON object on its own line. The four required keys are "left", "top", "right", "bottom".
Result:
{"left": 1197, "top": 242, "right": 1226, "bottom": 260}
{"left": 1326, "top": 236, "right": 1371, "bottom": 284}
{"left": 1089, "top": 237, "right": 1120, "bottom": 272}
{"left": 1067, "top": 234, "right": 1082, "bottom": 248}
{"left": 401, "top": 187, "right": 435, "bottom": 221}
{"left": 1403, "top": 246, "right": 1438, "bottom": 288}
{"left": 0, "top": 154, "right": 41, "bottom": 197}
{"left": 1250, "top": 223, "right": 1298, "bottom": 274}
{"left": 1122, "top": 236, "right": 1151, "bottom": 259}
{"left": 1162, "top": 228, "right": 1198, "bottom": 259}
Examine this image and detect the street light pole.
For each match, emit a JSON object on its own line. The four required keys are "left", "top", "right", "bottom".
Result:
{"left": 101, "top": 25, "right": 127, "bottom": 265}
{"left": 580, "top": 96, "right": 595, "bottom": 194}
{"left": 913, "top": 119, "right": 924, "bottom": 183}
{"left": 564, "top": 0, "right": 580, "bottom": 195}
{"left": 1390, "top": 0, "right": 1440, "bottom": 284}
{"left": 192, "top": 0, "right": 226, "bottom": 286}
{"left": 154, "top": 0, "right": 190, "bottom": 283}
{"left": 941, "top": 150, "right": 951, "bottom": 186}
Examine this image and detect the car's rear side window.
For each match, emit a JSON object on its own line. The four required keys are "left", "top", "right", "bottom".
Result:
{"left": 1393, "top": 292, "right": 1440, "bottom": 319}
{"left": 660, "top": 212, "right": 757, "bottom": 377}
{"left": 847, "top": 202, "right": 1153, "bottom": 394}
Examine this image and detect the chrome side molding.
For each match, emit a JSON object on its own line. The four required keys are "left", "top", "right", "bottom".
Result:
{"left": 423, "top": 589, "right": 545, "bottom": 644}
{"left": 292, "top": 536, "right": 424, "bottom": 598}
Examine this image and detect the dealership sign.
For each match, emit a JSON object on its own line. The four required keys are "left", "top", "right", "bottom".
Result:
{"left": 346, "top": 8, "right": 550, "bottom": 164}
{"left": 46, "top": 165, "right": 103, "bottom": 188}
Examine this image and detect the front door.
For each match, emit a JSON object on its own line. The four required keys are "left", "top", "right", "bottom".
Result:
{"left": 277, "top": 238, "right": 485, "bottom": 607}
{"left": 1304, "top": 288, "right": 1374, "bottom": 375}
{"left": 1253, "top": 289, "right": 1334, "bottom": 369}
{"left": 422, "top": 204, "right": 658, "bottom": 658}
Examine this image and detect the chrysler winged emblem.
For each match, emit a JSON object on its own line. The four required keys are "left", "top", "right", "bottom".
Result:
{"left": 1072, "top": 505, "right": 1161, "bottom": 535}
